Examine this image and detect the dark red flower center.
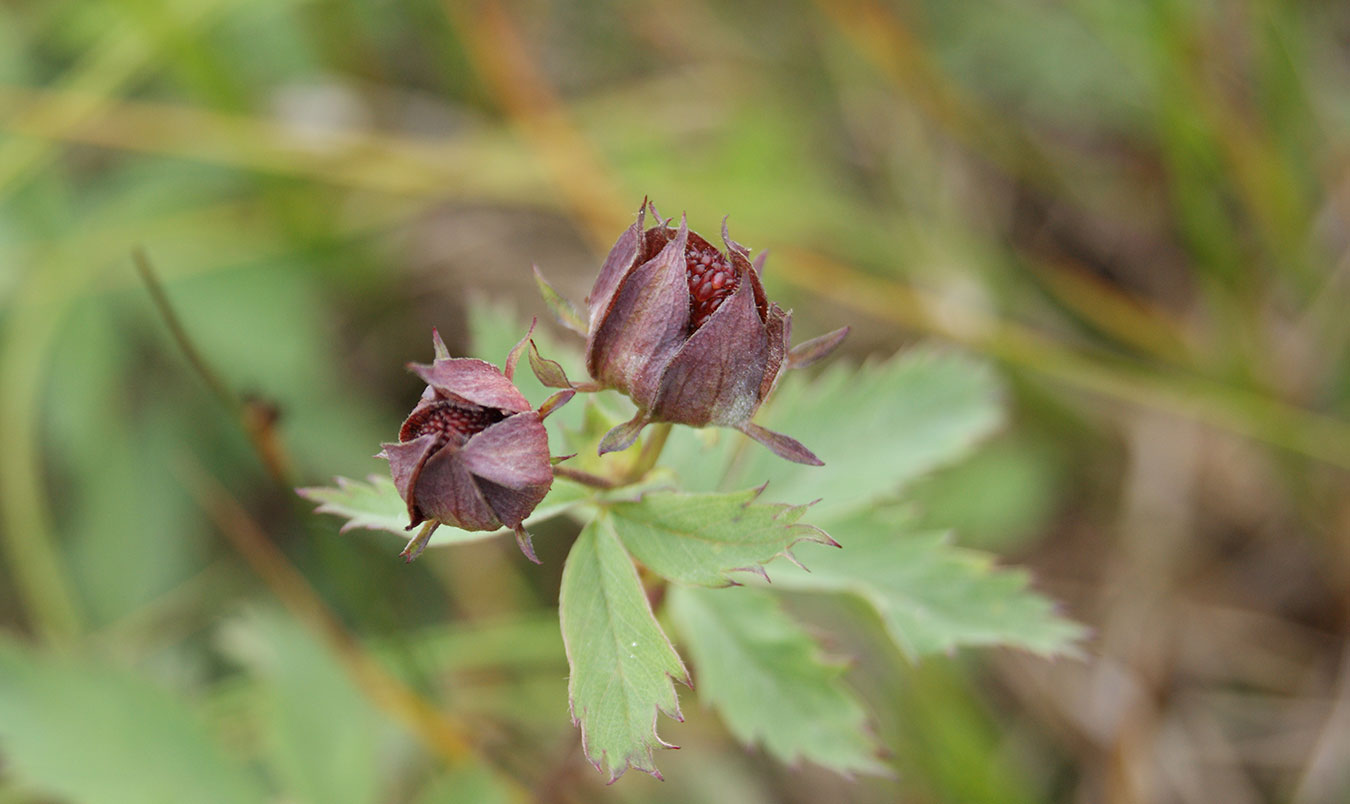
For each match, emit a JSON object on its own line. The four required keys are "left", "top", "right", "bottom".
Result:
{"left": 401, "top": 400, "right": 505, "bottom": 446}
{"left": 685, "top": 242, "right": 738, "bottom": 333}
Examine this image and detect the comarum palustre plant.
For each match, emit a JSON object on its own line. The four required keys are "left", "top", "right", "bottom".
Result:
{"left": 302, "top": 200, "right": 1084, "bottom": 781}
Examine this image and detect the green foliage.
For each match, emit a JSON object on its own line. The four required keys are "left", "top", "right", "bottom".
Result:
{"left": 667, "top": 585, "right": 887, "bottom": 775}
{"left": 769, "top": 508, "right": 1085, "bottom": 659}
{"left": 0, "top": 638, "right": 268, "bottom": 804}
{"left": 607, "top": 487, "right": 834, "bottom": 586}
{"left": 218, "top": 609, "right": 392, "bottom": 804}
{"left": 671, "top": 349, "right": 1005, "bottom": 521}
{"left": 299, "top": 475, "right": 588, "bottom": 544}
{"left": 559, "top": 517, "right": 689, "bottom": 782}
{"left": 297, "top": 474, "right": 409, "bottom": 535}
{"left": 300, "top": 307, "right": 1078, "bottom": 782}
{"left": 19, "top": 0, "right": 1317, "bottom": 795}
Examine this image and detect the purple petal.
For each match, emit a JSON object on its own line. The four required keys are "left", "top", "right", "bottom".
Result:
{"left": 585, "top": 216, "right": 691, "bottom": 408}
{"left": 738, "top": 422, "right": 824, "bottom": 466}
{"left": 787, "top": 326, "right": 849, "bottom": 369}
{"left": 459, "top": 410, "right": 553, "bottom": 499}
{"left": 720, "top": 216, "right": 752, "bottom": 263}
{"left": 598, "top": 411, "right": 650, "bottom": 455}
{"left": 408, "top": 358, "right": 531, "bottom": 413}
{"left": 474, "top": 477, "right": 544, "bottom": 530}
{"left": 380, "top": 434, "right": 440, "bottom": 526}
{"left": 754, "top": 303, "right": 791, "bottom": 406}
{"left": 650, "top": 268, "right": 769, "bottom": 427}
{"left": 414, "top": 444, "right": 502, "bottom": 530}
{"left": 739, "top": 245, "right": 769, "bottom": 317}
{"left": 585, "top": 200, "right": 647, "bottom": 332}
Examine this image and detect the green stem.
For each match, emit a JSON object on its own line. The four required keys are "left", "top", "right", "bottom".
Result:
{"left": 625, "top": 422, "right": 672, "bottom": 484}
{"left": 133, "top": 247, "right": 237, "bottom": 410}
{"left": 552, "top": 465, "right": 617, "bottom": 489}
{"left": 135, "top": 248, "right": 294, "bottom": 486}
{"left": 0, "top": 240, "right": 97, "bottom": 643}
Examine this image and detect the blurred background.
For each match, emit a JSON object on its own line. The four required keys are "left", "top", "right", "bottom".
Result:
{"left": 2, "top": 0, "right": 1350, "bottom": 801}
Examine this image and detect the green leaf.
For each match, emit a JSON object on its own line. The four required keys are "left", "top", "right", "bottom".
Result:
{"left": 298, "top": 474, "right": 407, "bottom": 535}
{"left": 298, "top": 475, "right": 589, "bottom": 544}
{"left": 667, "top": 585, "right": 887, "bottom": 775}
{"left": 0, "top": 638, "right": 268, "bottom": 804}
{"left": 768, "top": 508, "right": 1085, "bottom": 659}
{"left": 607, "top": 487, "right": 836, "bottom": 586}
{"left": 707, "top": 349, "right": 1005, "bottom": 522}
{"left": 560, "top": 516, "right": 689, "bottom": 781}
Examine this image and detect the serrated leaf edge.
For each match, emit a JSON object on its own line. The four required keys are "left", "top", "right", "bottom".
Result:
{"left": 805, "top": 532, "right": 1087, "bottom": 661}
{"left": 670, "top": 586, "right": 893, "bottom": 777}
{"left": 561, "top": 517, "right": 691, "bottom": 783}
{"left": 611, "top": 485, "right": 841, "bottom": 585}
{"left": 296, "top": 474, "right": 406, "bottom": 535}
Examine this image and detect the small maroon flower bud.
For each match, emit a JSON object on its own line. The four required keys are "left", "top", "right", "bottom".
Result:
{"left": 573, "top": 200, "right": 848, "bottom": 465}
{"left": 379, "top": 330, "right": 570, "bottom": 563}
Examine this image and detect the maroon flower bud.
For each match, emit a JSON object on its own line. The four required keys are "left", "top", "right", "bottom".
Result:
{"left": 379, "top": 330, "right": 572, "bottom": 563}
{"left": 550, "top": 200, "right": 847, "bottom": 465}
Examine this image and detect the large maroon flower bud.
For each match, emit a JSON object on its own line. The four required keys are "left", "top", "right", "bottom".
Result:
{"left": 380, "top": 330, "right": 571, "bottom": 563}
{"left": 555, "top": 200, "right": 847, "bottom": 465}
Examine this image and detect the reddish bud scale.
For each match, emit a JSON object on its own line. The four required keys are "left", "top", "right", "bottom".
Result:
{"left": 400, "top": 400, "right": 504, "bottom": 446}
{"left": 684, "top": 243, "right": 737, "bottom": 333}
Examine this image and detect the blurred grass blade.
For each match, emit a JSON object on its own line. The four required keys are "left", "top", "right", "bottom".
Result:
{"left": 0, "top": 0, "right": 237, "bottom": 203}
{"left": 0, "top": 638, "right": 269, "bottom": 804}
